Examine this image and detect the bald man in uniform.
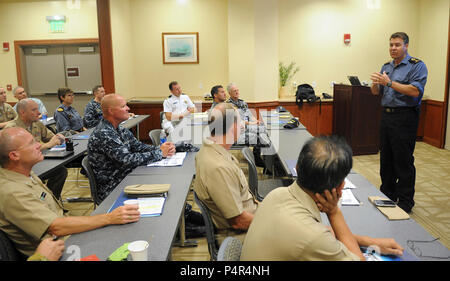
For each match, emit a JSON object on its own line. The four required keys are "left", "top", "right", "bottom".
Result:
{"left": 88, "top": 94, "right": 175, "bottom": 203}
{"left": 4, "top": 99, "right": 67, "bottom": 199}
{"left": 0, "top": 127, "right": 140, "bottom": 258}
{"left": 12, "top": 86, "right": 47, "bottom": 119}
{"left": 194, "top": 103, "right": 259, "bottom": 244}
{"left": 0, "top": 87, "right": 17, "bottom": 129}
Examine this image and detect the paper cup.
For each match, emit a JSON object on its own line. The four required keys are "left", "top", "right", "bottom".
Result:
{"left": 124, "top": 199, "right": 139, "bottom": 206}
{"left": 128, "top": 240, "right": 149, "bottom": 261}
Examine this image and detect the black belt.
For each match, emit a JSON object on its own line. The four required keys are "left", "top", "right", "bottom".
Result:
{"left": 383, "top": 106, "right": 417, "bottom": 113}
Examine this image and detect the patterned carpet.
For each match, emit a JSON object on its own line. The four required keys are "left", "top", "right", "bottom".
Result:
{"left": 61, "top": 142, "right": 450, "bottom": 260}
{"left": 353, "top": 142, "right": 450, "bottom": 250}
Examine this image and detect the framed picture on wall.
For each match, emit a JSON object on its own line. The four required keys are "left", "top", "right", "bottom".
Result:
{"left": 162, "top": 32, "right": 199, "bottom": 64}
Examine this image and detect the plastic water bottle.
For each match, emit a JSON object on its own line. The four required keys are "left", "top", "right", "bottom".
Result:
{"left": 160, "top": 130, "right": 167, "bottom": 145}
{"left": 41, "top": 112, "right": 47, "bottom": 121}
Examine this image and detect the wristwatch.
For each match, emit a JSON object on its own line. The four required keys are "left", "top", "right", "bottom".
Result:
{"left": 386, "top": 81, "right": 392, "bottom": 87}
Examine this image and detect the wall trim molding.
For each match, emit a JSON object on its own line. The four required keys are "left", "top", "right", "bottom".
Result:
{"left": 14, "top": 38, "right": 99, "bottom": 87}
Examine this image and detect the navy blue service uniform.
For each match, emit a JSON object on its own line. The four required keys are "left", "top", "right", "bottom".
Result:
{"left": 378, "top": 54, "right": 427, "bottom": 212}
{"left": 54, "top": 104, "right": 84, "bottom": 132}
{"left": 87, "top": 119, "right": 163, "bottom": 203}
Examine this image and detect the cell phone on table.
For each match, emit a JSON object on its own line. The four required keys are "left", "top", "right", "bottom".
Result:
{"left": 374, "top": 199, "right": 396, "bottom": 207}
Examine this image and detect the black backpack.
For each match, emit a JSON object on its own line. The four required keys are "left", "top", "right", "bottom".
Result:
{"left": 295, "top": 84, "right": 320, "bottom": 106}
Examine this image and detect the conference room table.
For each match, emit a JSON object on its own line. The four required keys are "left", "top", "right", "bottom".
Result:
{"left": 61, "top": 110, "right": 449, "bottom": 261}
{"left": 61, "top": 171, "right": 194, "bottom": 261}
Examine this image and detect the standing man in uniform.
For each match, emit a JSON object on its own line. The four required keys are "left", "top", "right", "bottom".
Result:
{"left": 0, "top": 87, "right": 17, "bottom": 129}
{"left": 88, "top": 94, "right": 176, "bottom": 203}
{"left": 83, "top": 85, "right": 105, "bottom": 129}
{"left": 194, "top": 103, "right": 259, "bottom": 244}
{"left": 370, "top": 32, "right": 428, "bottom": 213}
{"left": 162, "top": 81, "right": 195, "bottom": 135}
{"left": 4, "top": 99, "right": 68, "bottom": 199}
{"left": 54, "top": 88, "right": 85, "bottom": 133}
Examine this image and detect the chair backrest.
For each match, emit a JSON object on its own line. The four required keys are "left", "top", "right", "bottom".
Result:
{"left": 0, "top": 230, "right": 20, "bottom": 261}
{"left": 81, "top": 156, "right": 101, "bottom": 206}
{"left": 149, "top": 129, "right": 162, "bottom": 146}
{"left": 217, "top": 236, "right": 242, "bottom": 261}
{"left": 193, "top": 191, "right": 219, "bottom": 261}
{"left": 159, "top": 111, "right": 165, "bottom": 126}
{"left": 241, "top": 147, "right": 262, "bottom": 201}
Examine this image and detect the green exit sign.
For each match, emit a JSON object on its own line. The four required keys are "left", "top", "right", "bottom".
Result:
{"left": 46, "top": 15, "right": 66, "bottom": 33}
{"left": 49, "top": 20, "right": 65, "bottom": 33}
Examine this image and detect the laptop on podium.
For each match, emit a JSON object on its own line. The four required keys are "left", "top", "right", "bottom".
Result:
{"left": 348, "top": 76, "right": 362, "bottom": 86}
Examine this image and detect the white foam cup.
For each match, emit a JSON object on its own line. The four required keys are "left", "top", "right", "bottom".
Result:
{"left": 124, "top": 199, "right": 139, "bottom": 206}
{"left": 128, "top": 240, "right": 149, "bottom": 261}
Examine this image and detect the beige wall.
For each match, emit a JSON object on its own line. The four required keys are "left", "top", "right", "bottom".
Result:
{"left": 110, "top": 0, "right": 136, "bottom": 98}
{"left": 417, "top": 0, "right": 449, "bottom": 101}
{"left": 227, "top": 0, "right": 278, "bottom": 102}
{"left": 0, "top": 0, "right": 98, "bottom": 101}
{"left": 279, "top": 0, "right": 423, "bottom": 98}
{"left": 111, "top": 0, "right": 229, "bottom": 100}
{"left": 228, "top": 0, "right": 255, "bottom": 102}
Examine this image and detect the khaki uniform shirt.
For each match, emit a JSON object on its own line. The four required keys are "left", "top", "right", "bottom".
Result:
{"left": 194, "top": 138, "right": 258, "bottom": 231}
{"left": 4, "top": 118, "right": 54, "bottom": 143}
{"left": 0, "top": 168, "right": 65, "bottom": 256}
{"left": 0, "top": 103, "right": 17, "bottom": 123}
{"left": 240, "top": 182, "right": 361, "bottom": 261}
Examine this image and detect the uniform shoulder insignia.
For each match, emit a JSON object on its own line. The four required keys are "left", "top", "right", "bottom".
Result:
{"left": 383, "top": 61, "right": 391, "bottom": 66}
{"left": 57, "top": 107, "right": 64, "bottom": 112}
{"left": 409, "top": 57, "right": 421, "bottom": 64}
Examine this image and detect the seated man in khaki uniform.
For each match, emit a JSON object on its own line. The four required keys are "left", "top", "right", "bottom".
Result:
{"left": 0, "top": 127, "right": 141, "bottom": 258}
{"left": 4, "top": 99, "right": 67, "bottom": 199}
{"left": 0, "top": 87, "right": 17, "bottom": 129}
{"left": 194, "top": 103, "right": 258, "bottom": 244}
{"left": 241, "top": 136, "right": 404, "bottom": 261}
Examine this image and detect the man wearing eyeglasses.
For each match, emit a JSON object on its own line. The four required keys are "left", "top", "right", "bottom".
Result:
{"left": 5, "top": 99, "right": 67, "bottom": 199}
{"left": 13, "top": 86, "right": 48, "bottom": 119}
{"left": 0, "top": 87, "right": 17, "bottom": 129}
{"left": 0, "top": 127, "right": 141, "bottom": 259}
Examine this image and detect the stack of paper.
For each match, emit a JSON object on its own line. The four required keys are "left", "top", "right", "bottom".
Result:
{"left": 147, "top": 152, "right": 187, "bottom": 167}
{"left": 341, "top": 178, "right": 360, "bottom": 206}
{"left": 137, "top": 197, "right": 166, "bottom": 217}
{"left": 341, "top": 189, "right": 360, "bottom": 206}
{"left": 50, "top": 144, "right": 66, "bottom": 151}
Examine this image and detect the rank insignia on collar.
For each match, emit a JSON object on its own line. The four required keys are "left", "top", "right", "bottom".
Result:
{"left": 409, "top": 57, "right": 421, "bottom": 64}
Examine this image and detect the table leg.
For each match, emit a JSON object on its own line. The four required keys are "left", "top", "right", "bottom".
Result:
{"left": 173, "top": 206, "right": 198, "bottom": 248}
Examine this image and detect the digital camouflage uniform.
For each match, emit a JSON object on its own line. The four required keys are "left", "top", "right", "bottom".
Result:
{"left": 87, "top": 119, "right": 163, "bottom": 202}
{"left": 83, "top": 99, "right": 103, "bottom": 129}
{"left": 226, "top": 98, "right": 267, "bottom": 146}
{"left": 0, "top": 103, "right": 17, "bottom": 124}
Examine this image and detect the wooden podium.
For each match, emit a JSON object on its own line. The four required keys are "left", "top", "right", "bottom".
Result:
{"left": 332, "top": 84, "right": 382, "bottom": 155}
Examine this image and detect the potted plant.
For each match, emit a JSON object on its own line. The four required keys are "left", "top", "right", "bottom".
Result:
{"left": 279, "top": 62, "right": 299, "bottom": 98}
